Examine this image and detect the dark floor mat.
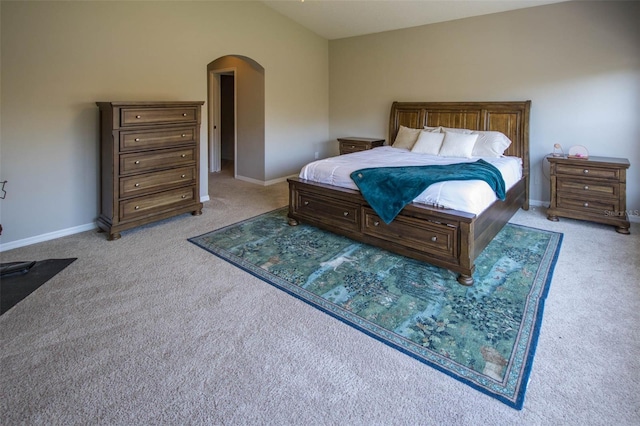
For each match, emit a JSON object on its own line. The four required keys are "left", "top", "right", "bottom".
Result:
{"left": 1, "top": 258, "right": 77, "bottom": 315}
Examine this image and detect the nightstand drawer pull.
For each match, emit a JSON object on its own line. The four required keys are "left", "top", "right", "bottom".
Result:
{"left": 136, "top": 115, "right": 141, "bottom": 119}
{"left": 134, "top": 160, "right": 140, "bottom": 164}
{"left": 583, "top": 169, "right": 589, "bottom": 174}
{"left": 181, "top": 195, "right": 187, "bottom": 199}
{"left": 304, "top": 201, "right": 309, "bottom": 206}
{"left": 135, "top": 138, "right": 140, "bottom": 142}
{"left": 373, "top": 221, "right": 380, "bottom": 226}
{"left": 181, "top": 134, "right": 186, "bottom": 137}
{"left": 584, "top": 185, "right": 589, "bottom": 190}
{"left": 350, "top": 145, "right": 355, "bottom": 149}
{"left": 431, "top": 236, "right": 437, "bottom": 242}
{"left": 182, "top": 113, "right": 187, "bottom": 117}
{"left": 134, "top": 205, "right": 140, "bottom": 210}
{"left": 343, "top": 212, "right": 349, "bottom": 216}
{"left": 134, "top": 183, "right": 140, "bottom": 187}
{"left": 181, "top": 174, "right": 186, "bottom": 178}
{"left": 181, "top": 154, "right": 186, "bottom": 158}
{"left": 584, "top": 202, "right": 589, "bottom": 207}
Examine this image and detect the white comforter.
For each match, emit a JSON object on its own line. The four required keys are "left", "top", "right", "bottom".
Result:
{"left": 299, "top": 146, "right": 522, "bottom": 215}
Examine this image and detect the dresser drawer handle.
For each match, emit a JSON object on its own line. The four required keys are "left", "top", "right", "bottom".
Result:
{"left": 134, "top": 206, "right": 140, "bottom": 210}
{"left": 181, "top": 134, "right": 186, "bottom": 137}
{"left": 583, "top": 202, "right": 589, "bottom": 207}
{"left": 134, "top": 138, "right": 140, "bottom": 142}
{"left": 373, "top": 221, "right": 380, "bottom": 226}
{"left": 343, "top": 212, "right": 349, "bottom": 217}
{"left": 181, "top": 195, "right": 187, "bottom": 199}
{"left": 181, "top": 174, "right": 186, "bottom": 178}
{"left": 181, "top": 154, "right": 186, "bottom": 158}
{"left": 431, "top": 236, "right": 437, "bottom": 242}
{"left": 583, "top": 169, "right": 589, "bottom": 174}
{"left": 182, "top": 113, "right": 187, "bottom": 117}
{"left": 134, "top": 183, "right": 140, "bottom": 187}
{"left": 584, "top": 185, "right": 589, "bottom": 190}
{"left": 136, "top": 115, "right": 141, "bottom": 119}
{"left": 134, "top": 160, "right": 140, "bottom": 164}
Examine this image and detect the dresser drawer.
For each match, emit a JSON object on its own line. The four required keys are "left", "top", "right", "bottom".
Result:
{"left": 556, "top": 163, "right": 619, "bottom": 180}
{"left": 362, "top": 208, "right": 456, "bottom": 258}
{"left": 556, "top": 195, "right": 618, "bottom": 217}
{"left": 293, "top": 191, "right": 360, "bottom": 232}
{"left": 119, "top": 166, "right": 195, "bottom": 198}
{"left": 120, "top": 147, "right": 196, "bottom": 174}
{"left": 120, "top": 127, "right": 196, "bottom": 151}
{"left": 120, "top": 187, "right": 196, "bottom": 221}
{"left": 120, "top": 107, "right": 198, "bottom": 127}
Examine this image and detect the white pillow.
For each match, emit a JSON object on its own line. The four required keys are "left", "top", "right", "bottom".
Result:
{"left": 392, "top": 125, "right": 421, "bottom": 150}
{"left": 411, "top": 131, "right": 445, "bottom": 155}
{"left": 438, "top": 132, "right": 479, "bottom": 158}
{"left": 471, "top": 130, "right": 512, "bottom": 157}
{"left": 441, "top": 127, "right": 473, "bottom": 134}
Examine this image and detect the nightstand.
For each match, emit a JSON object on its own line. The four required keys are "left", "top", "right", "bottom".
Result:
{"left": 337, "top": 137, "right": 385, "bottom": 155}
{"left": 546, "top": 155, "right": 630, "bottom": 234}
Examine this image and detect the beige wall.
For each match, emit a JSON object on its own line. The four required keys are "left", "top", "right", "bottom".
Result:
{"left": 0, "top": 1, "right": 328, "bottom": 247}
{"left": 329, "top": 1, "right": 639, "bottom": 212}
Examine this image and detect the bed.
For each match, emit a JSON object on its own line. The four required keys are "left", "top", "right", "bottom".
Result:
{"left": 287, "top": 101, "right": 531, "bottom": 285}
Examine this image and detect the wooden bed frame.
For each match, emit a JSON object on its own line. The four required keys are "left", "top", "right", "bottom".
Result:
{"left": 287, "top": 101, "right": 531, "bottom": 285}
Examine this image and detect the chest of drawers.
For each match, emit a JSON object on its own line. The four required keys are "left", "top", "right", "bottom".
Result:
{"left": 337, "top": 137, "right": 385, "bottom": 155}
{"left": 96, "top": 101, "right": 204, "bottom": 240}
{"left": 546, "top": 155, "right": 630, "bottom": 234}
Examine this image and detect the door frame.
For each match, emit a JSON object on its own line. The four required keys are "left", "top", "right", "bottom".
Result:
{"left": 207, "top": 67, "right": 237, "bottom": 176}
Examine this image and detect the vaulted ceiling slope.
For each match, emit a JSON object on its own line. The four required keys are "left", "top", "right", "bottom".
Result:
{"left": 263, "top": 0, "right": 568, "bottom": 40}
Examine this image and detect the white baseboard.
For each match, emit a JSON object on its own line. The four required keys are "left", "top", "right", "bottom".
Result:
{"left": 2, "top": 195, "right": 635, "bottom": 252}
{"left": 1, "top": 194, "right": 211, "bottom": 252}
{"left": 0, "top": 222, "right": 97, "bottom": 252}
{"left": 235, "top": 174, "right": 298, "bottom": 186}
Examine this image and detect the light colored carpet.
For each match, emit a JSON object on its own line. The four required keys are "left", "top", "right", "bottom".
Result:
{"left": 1, "top": 168, "right": 639, "bottom": 425}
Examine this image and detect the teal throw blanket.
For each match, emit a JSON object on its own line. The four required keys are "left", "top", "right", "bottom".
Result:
{"left": 350, "top": 159, "right": 506, "bottom": 224}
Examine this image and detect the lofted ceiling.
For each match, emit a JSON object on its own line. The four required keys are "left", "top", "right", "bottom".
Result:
{"left": 262, "top": 0, "right": 568, "bottom": 40}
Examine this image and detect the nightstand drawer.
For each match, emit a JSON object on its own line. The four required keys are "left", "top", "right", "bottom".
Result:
{"left": 556, "top": 164, "right": 619, "bottom": 180}
{"left": 557, "top": 179, "right": 619, "bottom": 198}
{"left": 556, "top": 195, "right": 618, "bottom": 216}
{"left": 338, "top": 137, "right": 385, "bottom": 155}
{"left": 340, "top": 140, "right": 370, "bottom": 154}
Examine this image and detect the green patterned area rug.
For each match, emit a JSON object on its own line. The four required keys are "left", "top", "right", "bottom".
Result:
{"left": 189, "top": 208, "right": 562, "bottom": 409}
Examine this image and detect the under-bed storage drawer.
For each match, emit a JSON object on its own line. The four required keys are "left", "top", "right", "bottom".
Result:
{"left": 292, "top": 191, "right": 360, "bottom": 232}
{"left": 362, "top": 208, "right": 456, "bottom": 258}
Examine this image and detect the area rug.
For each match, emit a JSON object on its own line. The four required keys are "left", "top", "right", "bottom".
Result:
{"left": 189, "top": 208, "right": 562, "bottom": 409}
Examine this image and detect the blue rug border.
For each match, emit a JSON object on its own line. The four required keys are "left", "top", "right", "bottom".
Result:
{"left": 188, "top": 208, "right": 563, "bottom": 410}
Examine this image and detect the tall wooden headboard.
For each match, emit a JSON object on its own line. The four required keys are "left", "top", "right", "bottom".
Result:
{"left": 388, "top": 100, "right": 531, "bottom": 208}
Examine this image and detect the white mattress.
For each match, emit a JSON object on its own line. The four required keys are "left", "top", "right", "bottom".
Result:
{"left": 299, "top": 146, "right": 523, "bottom": 215}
